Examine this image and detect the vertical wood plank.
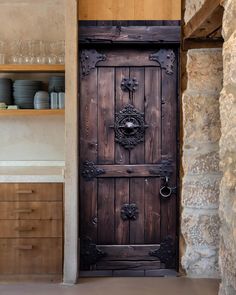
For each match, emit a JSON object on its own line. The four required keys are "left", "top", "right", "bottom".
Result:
{"left": 161, "top": 49, "right": 178, "bottom": 244}
{"left": 98, "top": 179, "right": 115, "bottom": 244}
{"left": 80, "top": 69, "right": 98, "bottom": 242}
{"left": 130, "top": 67, "right": 145, "bottom": 164}
{"left": 129, "top": 67, "right": 145, "bottom": 245}
{"left": 114, "top": 67, "right": 130, "bottom": 245}
{"left": 144, "top": 178, "right": 161, "bottom": 244}
{"left": 98, "top": 67, "right": 115, "bottom": 164}
{"left": 145, "top": 67, "right": 162, "bottom": 164}
{"left": 115, "top": 67, "right": 130, "bottom": 165}
{"left": 115, "top": 179, "right": 129, "bottom": 244}
{"left": 144, "top": 68, "right": 162, "bottom": 245}
{"left": 130, "top": 178, "right": 145, "bottom": 244}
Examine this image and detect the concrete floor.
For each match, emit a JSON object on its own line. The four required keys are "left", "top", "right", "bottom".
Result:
{"left": 0, "top": 277, "right": 219, "bottom": 295}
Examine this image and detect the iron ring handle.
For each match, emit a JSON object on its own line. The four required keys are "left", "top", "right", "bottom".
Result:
{"left": 160, "top": 185, "right": 172, "bottom": 198}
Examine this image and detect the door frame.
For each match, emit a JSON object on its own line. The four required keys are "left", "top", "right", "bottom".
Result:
{"left": 64, "top": 20, "right": 181, "bottom": 282}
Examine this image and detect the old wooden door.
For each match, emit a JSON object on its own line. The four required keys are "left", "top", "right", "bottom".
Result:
{"left": 79, "top": 46, "right": 178, "bottom": 276}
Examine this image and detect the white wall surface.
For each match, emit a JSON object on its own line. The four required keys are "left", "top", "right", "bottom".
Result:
{"left": 0, "top": 0, "right": 65, "bottom": 162}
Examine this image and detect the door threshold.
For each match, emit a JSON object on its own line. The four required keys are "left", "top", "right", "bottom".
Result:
{"left": 79, "top": 269, "right": 179, "bottom": 277}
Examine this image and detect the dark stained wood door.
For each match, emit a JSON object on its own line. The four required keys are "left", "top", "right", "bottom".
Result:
{"left": 79, "top": 46, "right": 178, "bottom": 276}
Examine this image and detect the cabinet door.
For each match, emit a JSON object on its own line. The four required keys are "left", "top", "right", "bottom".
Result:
{"left": 0, "top": 238, "right": 62, "bottom": 274}
{"left": 0, "top": 202, "right": 62, "bottom": 220}
{"left": 0, "top": 183, "right": 63, "bottom": 201}
{"left": 0, "top": 220, "right": 62, "bottom": 238}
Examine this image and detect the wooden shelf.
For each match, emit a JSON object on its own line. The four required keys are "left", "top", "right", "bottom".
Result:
{"left": 183, "top": 0, "right": 223, "bottom": 46}
{"left": 0, "top": 64, "right": 65, "bottom": 73}
{"left": 0, "top": 109, "right": 65, "bottom": 116}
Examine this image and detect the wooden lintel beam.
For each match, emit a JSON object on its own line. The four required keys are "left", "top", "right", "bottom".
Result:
{"left": 183, "top": 0, "right": 223, "bottom": 40}
{"left": 79, "top": 26, "right": 180, "bottom": 44}
{"left": 183, "top": 38, "right": 223, "bottom": 50}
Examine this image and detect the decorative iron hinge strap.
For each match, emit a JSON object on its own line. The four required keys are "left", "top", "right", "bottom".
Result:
{"left": 81, "top": 161, "right": 105, "bottom": 181}
{"left": 80, "top": 49, "right": 106, "bottom": 78}
{"left": 149, "top": 49, "right": 175, "bottom": 75}
{"left": 80, "top": 237, "right": 106, "bottom": 267}
{"left": 149, "top": 236, "right": 176, "bottom": 268}
{"left": 148, "top": 159, "right": 173, "bottom": 177}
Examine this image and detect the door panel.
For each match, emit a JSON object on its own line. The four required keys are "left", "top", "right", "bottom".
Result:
{"left": 79, "top": 46, "right": 178, "bottom": 275}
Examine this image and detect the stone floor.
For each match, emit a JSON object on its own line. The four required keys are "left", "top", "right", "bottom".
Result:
{"left": 0, "top": 277, "right": 219, "bottom": 295}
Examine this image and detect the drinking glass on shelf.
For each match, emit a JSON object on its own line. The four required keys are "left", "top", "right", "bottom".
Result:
{"left": 47, "top": 41, "right": 57, "bottom": 64}
{"left": 57, "top": 40, "right": 65, "bottom": 64}
{"left": 24, "top": 40, "right": 40, "bottom": 64}
{"left": 0, "top": 41, "right": 6, "bottom": 64}
{"left": 0, "top": 54, "right": 5, "bottom": 64}
{"left": 37, "top": 40, "right": 48, "bottom": 64}
{"left": 8, "top": 40, "right": 24, "bottom": 64}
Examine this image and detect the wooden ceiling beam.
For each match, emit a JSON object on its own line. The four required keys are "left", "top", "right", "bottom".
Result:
{"left": 183, "top": 0, "right": 224, "bottom": 40}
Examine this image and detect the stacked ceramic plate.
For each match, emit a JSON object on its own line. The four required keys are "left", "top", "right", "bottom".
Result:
{"left": 13, "top": 80, "right": 42, "bottom": 109}
{"left": 48, "top": 76, "right": 65, "bottom": 93}
{"left": 34, "top": 91, "right": 50, "bottom": 109}
{"left": 0, "top": 78, "right": 12, "bottom": 105}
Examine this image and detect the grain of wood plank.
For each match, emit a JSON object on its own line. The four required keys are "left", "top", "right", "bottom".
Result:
{"left": 98, "top": 67, "right": 115, "bottom": 164}
{"left": 115, "top": 179, "right": 129, "bottom": 245}
{"left": 79, "top": 69, "right": 98, "bottom": 242}
{"left": 0, "top": 238, "right": 62, "bottom": 275}
{"left": 130, "top": 67, "right": 145, "bottom": 164}
{"left": 78, "top": 0, "right": 181, "bottom": 20}
{"left": 0, "top": 220, "right": 62, "bottom": 238}
{"left": 115, "top": 67, "right": 130, "bottom": 165}
{"left": 79, "top": 26, "right": 180, "bottom": 44}
{"left": 130, "top": 178, "right": 145, "bottom": 244}
{"left": 97, "top": 179, "right": 115, "bottom": 244}
{"left": 0, "top": 183, "right": 63, "bottom": 202}
{"left": 161, "top": 52, "right": 178, "bottom": 244}
{"left": 0, "top": 202, "right": 62, "bottom": 220}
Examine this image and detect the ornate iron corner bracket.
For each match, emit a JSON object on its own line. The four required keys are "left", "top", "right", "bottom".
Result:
{"left": 80, "top": 49, "right": 106, "bottom": 78}
{"left": 149, "top": 236, "right": 176, "bottom": 268}
{"left": 80, "top": 237, "right": 106, "bottom": 268}
{"left": 81, "top": 161, "right": 105, "bottom": 181}
{"left": 111, "top": 104, "right": 148, "bottom": 150}
{"left": 149, "top": 49, "right": 175, "bottom": 75}
{"left": 121, "top": 203, "right": 139, "bottom": 221}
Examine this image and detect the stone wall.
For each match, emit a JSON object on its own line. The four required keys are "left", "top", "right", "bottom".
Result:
{"left": 181, "top": 49, "right": 223, "bottom": 277}
{"left": 218, "top": 0, "right": 236, "bottom": 294}
{"left": 184, "top": 0, "right": 206, "bottom": 23}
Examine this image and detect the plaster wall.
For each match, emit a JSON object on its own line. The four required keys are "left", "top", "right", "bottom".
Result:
{"left": 0, "top": 0, "right": 65, "bottom": 162}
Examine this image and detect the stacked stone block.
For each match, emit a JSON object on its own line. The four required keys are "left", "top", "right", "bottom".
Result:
{"left": 219, "top": 1, "right": 236, "bottom": 294}
{"left": 181, "top": 49, "right": 223, "bottom": 278}
{"left": 184, "top": 0, "right": 206, "bottom": 23}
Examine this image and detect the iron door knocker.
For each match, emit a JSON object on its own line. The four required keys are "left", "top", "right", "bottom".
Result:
{"left": 160, "top": 176, "right": 175, "bottom": 199}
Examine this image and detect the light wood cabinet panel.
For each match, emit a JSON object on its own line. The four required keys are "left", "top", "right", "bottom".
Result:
{"left": 0, "top": 183, "right": 63, "bottom": 202}
{"left": 0, "top": 183, "right": 63, "bottom": 277}
{"left": 79, "top": 0, "right": 181, "bottom": 20}
{"left": 0, "top": 202, "right": 62, "bottom": 220}
{"left": 0, "top": 238, "right": 62, "bottom": 274}
{"left": 0, "top": 220, "right": 62, "bottom": 238}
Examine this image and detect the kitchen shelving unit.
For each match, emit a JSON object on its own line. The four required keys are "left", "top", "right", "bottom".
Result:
{"left": 0, "top": 64, "right": 65, "bottom": 116}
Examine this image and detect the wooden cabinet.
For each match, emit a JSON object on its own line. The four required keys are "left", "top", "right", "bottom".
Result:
{"left": 0, "top": 183, "right": 63, "bottom": 278}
